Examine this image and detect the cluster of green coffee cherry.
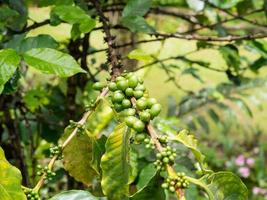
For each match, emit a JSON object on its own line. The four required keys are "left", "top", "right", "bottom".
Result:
{"left": 161, "top": 173, "right": 189, "bottom": 192}
{"left": 23, "top": 188, "right": 40, "bottom": 200}
{"left": 154, "top": 146, "right": 177, "bottom": 170}
{"left": 93, "top": 73, "right": 161, "bottom": 146}
{"left": 37, "top": 165, "right": 56, "bottom": 181}
{"left": 49, "top": 145, "right": 63, "bottom": 159}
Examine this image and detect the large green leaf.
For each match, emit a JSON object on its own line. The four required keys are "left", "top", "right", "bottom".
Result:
{"left": 19, "top": 35, "right": 59, "bottom": 53}
{"left": 0, "top": 146, "right": 26, "bottom": 200}
{"left": 52, "top": 5, "right": 96, "bottom": 33}
{"left": 100, "top": 123, "right": 130, "bottom": 200}
{"left": 122, "top": 0, "right": 151, "bottom": 17}
{"left": 0, "top": 49, "right": 20, "bottom": 89}
{"left": 50, "top": 190, "right": 106, "bottom": 200}
{"left": 39, "top": 0, "right": 73, "bottom": 7}
{"left": 188, "top": 172, "right": 248, "bottom": 200}
{"left": 23, "top": 48, "right": 86, "bottom": 77}
{"left": 61, "top": 126, "right": 97, "bottom": 185}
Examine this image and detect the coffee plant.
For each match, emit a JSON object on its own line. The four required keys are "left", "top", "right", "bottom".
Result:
{"left": 0, "top": 0, "right": 266, "bottom": 199}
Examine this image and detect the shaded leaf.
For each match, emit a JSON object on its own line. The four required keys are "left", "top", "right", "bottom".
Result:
{"left": 0, "top": 146, "right": 26, "bottom": 200}
{"left": 122, "top": 16, "right": 154, "bottom": 33}
{"left": 50, "top": 190, "right": 106, "bottom": 200}
{"left": 0, "top": 49, "right": 20, "bottom": 89}
{"left": 250, "top": 57, "right": 267, "bottom": 72}
{"left": 122, "top": 0, "right": 151, "bottom": 17}
{"left": 23, "top": 48, "right": 86, "bottom": 77}
{"left": 100, "top": 123, "right": 130, "bottom": 200}
{"left": 130, "top": 174, "right": 165, "bottom": 200}
{"left": 229, "top": 97, "right": 253, "bottom": 117}
{"left": 51, "top": 5, "right": 96, "bottom": 33}
{"left": 197, "top": 116, "right": 210, "bottom": 133}
{"left": 91, "top": 136, "right": 106, "bottom": 174}
{"left": 19, "top": 35, "right": 58, "bottom": 53}
{"left": 136, "top": 164, "right": 157, "bottom": 191}
{"left": 61, "top": 126, "right": 97, "bottom": 185}
{"left": 219, "top": 44, "right": 240, "bottom": 72}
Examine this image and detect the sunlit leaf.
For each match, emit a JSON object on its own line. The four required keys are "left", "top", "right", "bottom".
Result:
{"left": 100, "top": 123, "right": 130, "bottom": 200}
{"left": 0, "top": 49, "right": 20, "bottom": 90}
{"left": 23, "top": 48, "right": 86, "bottom": 77}
{"left": 122, "top": 0, "right": 151, "bottom": 17}
{"left": 0, "top": 146, "right": 27, "bottom": 200}
{"left": 61, "top": 126, "right": 97, "bottom": 185}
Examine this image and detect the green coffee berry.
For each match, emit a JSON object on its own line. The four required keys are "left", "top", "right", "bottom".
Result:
{"left": 116, "top": 76, "right": 125, "bottom": 82}
{"left": 108, "top": 82, "right": 117, "bottom": 91}
{"left": 125, "top": 116, "right": 137, "bottom": 127}
{"left": 146, "top": 98, "right": 157, "bottom": 108}
{"left": 133, "top": 120, "right": 145, "bottom": 132}
{"left": 136, "top": 99, "right": 147, "bottom": 110}
{"left": 116, "top": 80, "right": 128, "bottom": 91}
{"left": 135, "top": 133, "right": 146, "bottom": 142}
{"left": 122, "top": 99, "right": 131, "bottom": 109}
{"left": 124, "top": 108, "right": 136, "bottom": 116}
{"left": 135, "top": 84, "right": 145, "bottom": 91}
{"left": 139, "top": 111, "right": 151, "bottom": 122}
{"left": 149, "top": 103, "right": 162, "bottom": 117}
{"left": 133, "top": 90, "right": 144, "bottom": 99}
{"left": 93, "top": 82, "right": 105, "bottom": 90}
{"left": 128, "top": 75, "right": 139, "bottom": 88}
{"left": 112, "top": 92, "right": 124, "bottom": 103}
{"left": 114, "top": 103, "right": 123, "bottom": 112}
{"left": 161, "top": 183, "right": 168, "bottom": 189}
{"left": 125, "top": 88, "right": 134, "bottom": 97}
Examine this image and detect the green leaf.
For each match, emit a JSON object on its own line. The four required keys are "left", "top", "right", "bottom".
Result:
{"left": 61, "top": 126, "right": 97, "bottom": 185}
{"left": 0, "top": 146, "right": 26, "bottom": 200}
{"left": 128, "top": 49, "right": 153, "bottom": 62}
{"left": 250, "top": 57, "right": 267, "bottom": 72}
{"left": 86, "top": 99, "right": 114, "bottom": 137}
{"left": 171, "top": 130, "right": 209, "bottom": 172}
{"left": 23, "top": 88, "right": 50, "bottom": 112}
{"left": 0, "top": 49, "right": 20, "bottom": 88}
{"left": 130, "top": 174, "right": 165, "bottom": 200}
{"left": 19, "top": 35, "right": 59, "bottom": 53}
{"left": 209, "top": 0, "right": 243, "bottom": 9}
{"left": 0, "top": 5, "right": 19, "bottom": 27}
{"left": 186, "top": 0, "right": 205, "bottom": 11}
{"left": 122, "top": 0, "right": 151, "bottom": 17}
{"left": 129, "top": 150, "right": 138, "bottom": 184}
{"left": 229, "top": 97, "right": 253, "bottom": 117}
{"left": 50, "top": 190, "right": 105, "bottom": 200}
{"left": 122, "top": 16, "right": 154, "bottom": 33}
{"left": 219, "top": 44, "right": 240, "bottom": 72}
{"left": 23, "top": 48, "right": 86, "bottom": 77}
{"left": 51, "top": 5, "right": 96, "bottom": 33}
{"left": 188, "top": 172, "right": 248, "bottom": 200}
{"left": 246, "top": 40, "right": 267, "bottom": 58}
{"left": 197, "top": 115, "right": 210, "bottom": 133}
{"left": 100, "top": 123, "right": 130, "bottom": 200}
{"left": 91, "top": 136, "right": 106, "bottom": 174}
{"left": 136, "top": 164, "right": 157, "bottom": 191}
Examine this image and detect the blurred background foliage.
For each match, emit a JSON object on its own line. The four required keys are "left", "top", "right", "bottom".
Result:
{"left": 0, "top": 0, "right": 267, "bottom": 199}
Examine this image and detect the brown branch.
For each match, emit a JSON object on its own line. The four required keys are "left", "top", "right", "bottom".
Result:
{"left": 91, "top": 0, "right": 121, "bottom": 77}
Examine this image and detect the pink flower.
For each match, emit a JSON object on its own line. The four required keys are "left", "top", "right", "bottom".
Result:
{"left": 253, "top": 187, "right": 262, "bottom": 195}
{"left": 246, "top": 158, "right": 255, "bottom": 167}
{"left": 238, "top": 167, "right": 250, "bottom": 178}
{"left": 235, "top": 155, "right": 245, "bottom": 166}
